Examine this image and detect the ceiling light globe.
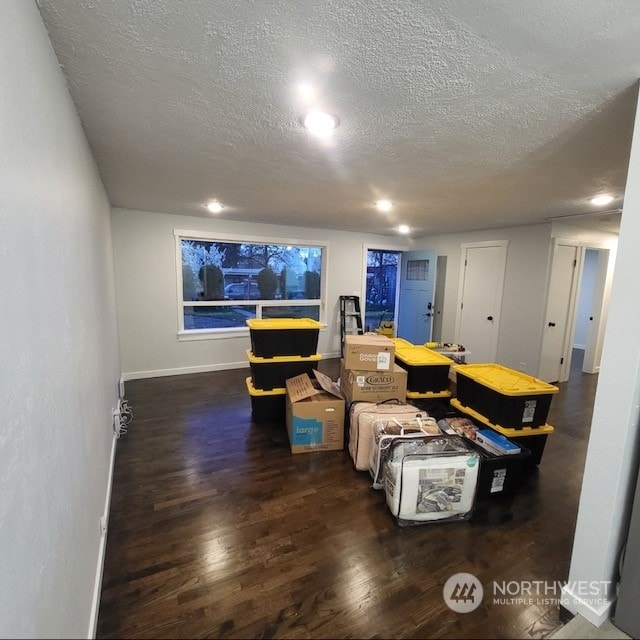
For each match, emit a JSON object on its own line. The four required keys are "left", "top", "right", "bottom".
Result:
{"left": 303, "top": 111, "right": 338, "bottom": 138}
{"left": 398, "top": 225, "right": 410, "bottom": 234}
{"left": 590, "top": 195, "right": 614, "bottom": 206}
{"left": 376, "top": 199, "right": 393, "bottom": 212}
{"left": 207, "top": 201, "right": 223, "bottom": 213}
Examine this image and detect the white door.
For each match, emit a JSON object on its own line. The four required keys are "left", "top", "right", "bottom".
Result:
{"left": 397, "top": 250, "right": 437, "bottom": 344}
{"left": 455, "top": 242, "right": 508, "bottom": 363}
{"left": 538, "top": 242, "right": 580, "bottom": 383}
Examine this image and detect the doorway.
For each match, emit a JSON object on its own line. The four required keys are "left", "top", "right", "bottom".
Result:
{"left": 538, "top": 242, "right": 612, "bottom": 383}
{"left": 362, "top": 246, "right": 437, "bottom": 345}
{"left": 363, "top": 248, "right": 401, "bottom": 333}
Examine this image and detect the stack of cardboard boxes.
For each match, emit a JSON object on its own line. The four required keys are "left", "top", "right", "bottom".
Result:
{"left": 340, "top": 334, "right": 407, "bottom": 404}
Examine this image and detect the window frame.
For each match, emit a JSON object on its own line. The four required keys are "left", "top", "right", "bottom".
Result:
{"left": 174, "top": 229, "right": 329, "bottom": 340}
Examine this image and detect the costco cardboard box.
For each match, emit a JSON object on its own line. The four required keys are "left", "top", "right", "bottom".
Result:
{"left": 340, "top": 359, "right": 408, "bottom": 403}
{"left": 343, "top": 334, "right": 395, "bottom": 371}
{"left": 285, "top": 370, "right": 345, "bottom": 454}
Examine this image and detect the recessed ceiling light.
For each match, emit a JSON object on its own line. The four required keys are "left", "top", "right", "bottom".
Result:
{"left": 376, "top": 200, "right": 393, "bottom": 212}
{"left": 303, "top": 111, "right": 338, "bottom": 138}
{"left": 398, "top": 225, "right": 410, "bottom": 234}
{"left": 590, "top": 194, "right": 614, "bottom": 206}
{"left": 207, "top": 201, "right": 223, "bottom": 213}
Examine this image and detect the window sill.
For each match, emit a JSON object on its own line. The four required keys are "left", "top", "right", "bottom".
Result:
{"left": 178, "top": 328, "right": 249, "bottom": 341}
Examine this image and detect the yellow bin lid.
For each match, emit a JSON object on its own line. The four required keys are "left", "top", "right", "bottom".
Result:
{"left": 392, "top": 337, "right": 413, "bottom": 349}
{"left": 246, "top": 349, "right": 322, "bottom": 363}
{"left": 245, "top": 377, "right": 286, "bottom": 396}
{"left": 453, "top": 363, "right": 558, "bottom": 396}
{"left": 394, "top": 345, "right": 454, "bottom": 366}
{"left": 406, "top": 389, "right": 452, "bottom": 399}
{"left": 246, "top": 318, "right": 324, "bottom": 330}
{"left": 450, "top": 398, "right": 555, "bottom": 436}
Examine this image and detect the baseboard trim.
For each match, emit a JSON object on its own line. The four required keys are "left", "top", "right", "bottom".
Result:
{"left": 122, "top": 352, "right": 342, "bottom": 381}
{"left": 560, "top": 584, "right": 615, "bottom": 627}
{"left": 122, "top": 361, "right": 248, "bottom": 380}
{"left": 87, "top": 433, "right": 118, "bottom": 638}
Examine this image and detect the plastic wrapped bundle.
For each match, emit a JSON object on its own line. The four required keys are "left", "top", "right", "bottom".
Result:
{"left": 384, "top": 436, "right": 480, "bottom": 525}
{"left": 348, "top": 400, "right": 428, "bottom": 471}
{"left": 368, "top": 416, "right": 441, "bottom": 489}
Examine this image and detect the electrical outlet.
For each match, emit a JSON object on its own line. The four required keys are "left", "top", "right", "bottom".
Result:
{"left": 119, "top": 377, "right": 125, "bottom": 400}
{"left": 100, "top": 516, "right": 107, "bottom": 536}
{"left": 520, "top": 362, "right": 526, "bottom": 370}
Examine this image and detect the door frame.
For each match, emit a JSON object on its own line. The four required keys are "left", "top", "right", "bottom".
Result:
{"left": 454, "top": 240, "right": 509, "bottom": 362}
{"left": 539, "top": 238, "right": 614, "bottom": 381}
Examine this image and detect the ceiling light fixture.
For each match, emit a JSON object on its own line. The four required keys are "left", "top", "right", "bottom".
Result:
{"left": 207, "top": 201, "right": 223, "bottom": 213}
{"left": 398, "top": 224, "right": 410, "bottom": 234}
{"left": 376, "top": 199, "right": 393, "bottom": 212}
{"left": 590, "top": 194, "right": 614, "bottom": 206}
{"left": 303, "top": 110, "right": 338, "bottom": 138}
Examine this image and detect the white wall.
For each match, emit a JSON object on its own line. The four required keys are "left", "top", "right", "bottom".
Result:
{"left": 416, "top": 224, "right": 552, "bottom": 374}
{"left": 562, "top": 85, "right": 640, "bottom": 626}
{"left": 112, "top": 208, "right": 410, "bottom": 378}
{"left": 0, "top": 2, "right": 121, "bottom": 638}
{"left": 418, "top": 223, "right": 617, "bottom": 375}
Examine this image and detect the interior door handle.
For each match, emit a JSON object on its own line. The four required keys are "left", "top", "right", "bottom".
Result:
{"left": 548, "top": 322, "right": 556, "bottom": 327}
{"left": 487, "top": 316, "right": 493, "bottom": 321}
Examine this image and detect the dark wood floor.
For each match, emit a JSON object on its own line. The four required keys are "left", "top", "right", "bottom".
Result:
{"left": 97, "top": 351, "right": 598, "bottom": 639}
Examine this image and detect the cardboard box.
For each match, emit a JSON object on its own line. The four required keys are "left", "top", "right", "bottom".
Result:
{"left": 339, "top": 359, "right": 408, "bottom": 403}
{"left": 343, "top": 334, "right": 395, "bottom": 371}
{"left": 285, "top": 370, "right": 345, "bottom": 454}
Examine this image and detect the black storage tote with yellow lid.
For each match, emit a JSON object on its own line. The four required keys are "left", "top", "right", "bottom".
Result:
{"left": 246, "top": 318, "right": 323, "bottom": 358}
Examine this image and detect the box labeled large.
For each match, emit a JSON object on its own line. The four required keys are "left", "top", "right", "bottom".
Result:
{"left": 343, "top": 334, "right": 395, "bottom": 371}
{"left": 285, "top": 370, "right": 345, "bottom": 454}
{"left": 340, "top": 359, "right": 407, "bottom": 403}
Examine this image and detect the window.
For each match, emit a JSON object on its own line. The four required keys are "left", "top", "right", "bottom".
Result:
{"left": 406, "top": 259, "right": 429, "bottom": 281}
{"left": 175, "top": 230, "right": 326, "bottom": 337}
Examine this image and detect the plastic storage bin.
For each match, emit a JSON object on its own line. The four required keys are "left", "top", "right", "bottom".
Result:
{"left": 393, "top": 342, "right": 454, "bottom": 393}
{"left": 450, "top": 398, "right": 553, "bottom": 465}
{"left": 246, "top": 318, "right": 323, "bottom": 358}
{"left": 245, "top": 377, "right": 286, "bottom": 423}
{"left": 454, "top": 363, "right": 558, "bottom": 429}
{"left": 467, "top": 440, "right": 533, "bottom": 499}
{"left": 247, "top": 349, "right": 322, "bottom": 391}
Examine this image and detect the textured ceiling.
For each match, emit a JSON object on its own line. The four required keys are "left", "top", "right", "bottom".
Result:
{"left": 36, "top": 0, "right": 640, "bottom": 237}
